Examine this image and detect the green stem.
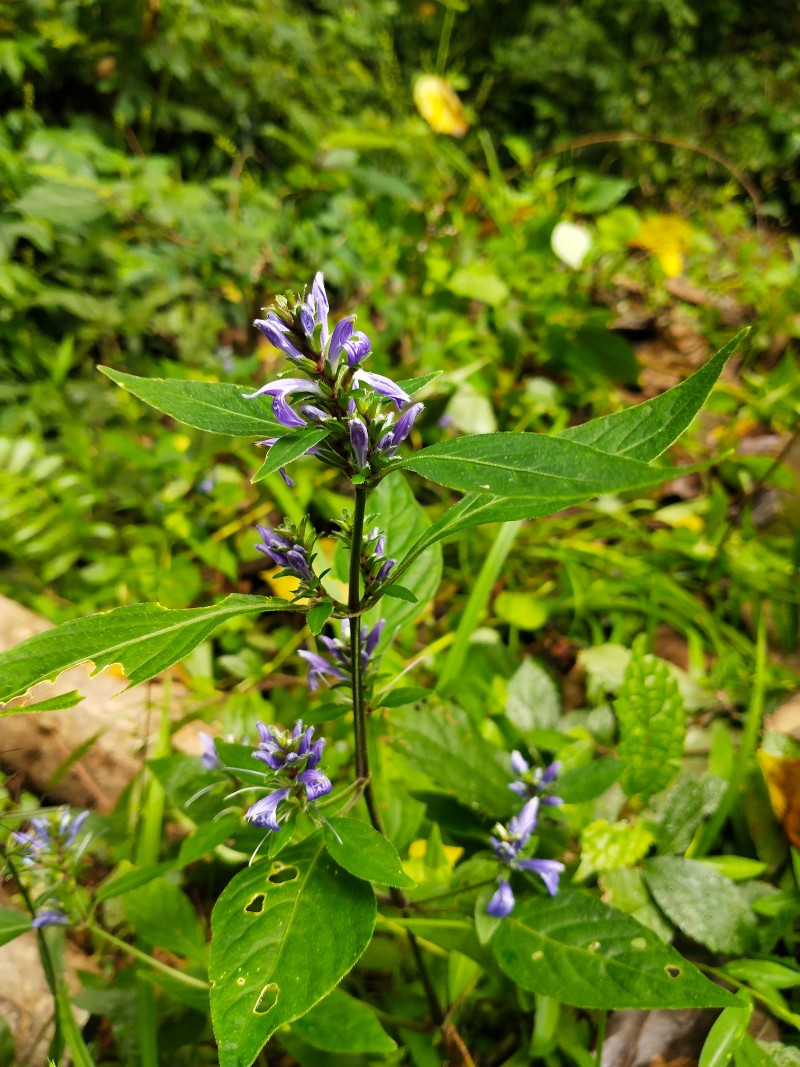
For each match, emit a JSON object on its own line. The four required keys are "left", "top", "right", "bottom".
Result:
{"left": 88, "top": 924, "right": 210, "bottom": 991}
{"left": 435, "top": 6, "right": 456, "bottom": 76}
{"left": 55, "top": 978, "right": 97, "bottom": 1067}
{"left": 595, "top": 1009, "right": 607, "bottom": 1067}
{"left": 347, "top": 483, "right": 444, "bottom": 1028}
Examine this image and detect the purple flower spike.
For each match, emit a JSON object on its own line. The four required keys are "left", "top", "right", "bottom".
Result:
{"left": 343, "top": 331, "right": 372, "bottom": 367}
{"left": 32, "top": 908, "right": 70, "bottom": 929}
{"left": 364, "top": 620, "right": 386, "bottom": 656}
{"left": 308, "top": 737, "right": 325, "bottom": 768}
{"left": 349, "top": 418, "right": 370, "bottom": 470}
{"left": 297, "top": 767, "right": 332, "bottom": 801}
{"left": 352, "top": 369, "right": 410, "bottom": 409}
{"left": 517, "top": 857, "right": 565, "bottom": 896}
{"left": 253, "top": 313, "right": 304, "bottom": 363}
{"left": 246, "top": 788, "right": 291, "bottom": 831}
{"left": 541, "top": 761, "right": 562, "bottom": 785}
{"left": 486, "top": 879, "right": 515, "bottom": 918}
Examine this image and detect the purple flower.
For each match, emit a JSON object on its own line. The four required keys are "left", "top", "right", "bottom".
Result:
{"left": 376, "top": 558, "right": 396, "bottom": 583}
{"left": 244, "top": 377, "right": 322, "bottom": 430}
{"left": 13, "top": 810, "right": 89, "bottom": 867}
{"left": 486, "top": 796, "right": 564, "bottom": 916}
{"left": 253, "top": 313, "right": 304, "bottom": 364}
{"left": 389, "top": 402, "right": 424, "bottom": 448}
{"left": 352, "top": 369, "right": 410, "bottom": 409}
{"left": 296, "top": 767, "right": 332, "bottom": 801}
{"left": 349, "top": 418, "right": 370, "bottom": 470}
{"left": 343, "top": 331, "right": 372, "bottom": 367}
{"left": 32, "top": 908, "right": 70, "bottom": 929}
{"left": 508, "top": 753, "right": 563, "bottom": 806}
{"left": 255, "top": 525, "right": 315, "bottom": 582}
{"left": 310, "top": 272, "right": 330, "bottom": 349}
{"left": 328, "top": 316, "right": 355, "bottom": 368}
{"left": 486, "top": 879, "right": 515, "bottom": 918}
{"left": 298, "top": 650, "right": 348, "bottom": 690}
{"left": 245, "top": 788, "right": 291, "bottom": 832}
{"left": 253, "top": 720, "right": 323, "bottom": 770}
{"left": 199, "top": 732, "right": 220, "bottom": 770}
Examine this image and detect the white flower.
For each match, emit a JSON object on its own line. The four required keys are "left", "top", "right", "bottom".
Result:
{"left": 551, "top": 221, "right": 592, "bottom": 270}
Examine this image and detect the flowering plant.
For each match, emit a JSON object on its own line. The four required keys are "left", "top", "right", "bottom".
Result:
{"left": 0, "top": 280, "right": 749, "bottom": 1066}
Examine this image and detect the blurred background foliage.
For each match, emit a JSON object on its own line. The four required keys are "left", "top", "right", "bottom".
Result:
{"left": 0, "top": 0, "right": 798, "bottom": 704}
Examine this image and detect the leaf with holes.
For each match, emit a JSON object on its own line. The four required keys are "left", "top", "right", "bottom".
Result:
{"left": 0, "top": 594, "right": 292, "bottom": 710}
{"left": 616, "top": 639, "right": 686, "bottom": 802}
{"left": 491, "top": 892, "right": 738, "bottom": 1010}
{"left": 324, "top": 817, "right": 415, "bottom": 888}
{"left": 209, "top": 834, "right": 376, "bottom": 1067}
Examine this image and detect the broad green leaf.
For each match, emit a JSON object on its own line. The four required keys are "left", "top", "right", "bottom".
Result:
{"left": 389, "top": 703, "right": 516, "bottom": 817}
{"left": 644, "top": 856, "right": 758, "bottom": 954}
{"left": 654, "top": 775, "right": 727, "bottom": 853}
{"left": 491, "top": 892, "right": 738, "bottom": 1009}
{"left": 0, "top": 594, "right": 292, "bottom": 709}
{"left": 556, "top": 759, "right": 624, "bottom": 803}
{"left": 324, "top": 817, "right": 415, "bottom": 888}
{"left": 291, "top": 988, "right": 396, "bottom": 1053}
{"left": 505, "top": 658, "right": 560, "bottom": 733}
{"left": 399, "top": 432, "right": 677, "bottom": 497}
{"left": 559, "top": 331, "right": 748, "bottom": 460}
{"left": 616, "top": 639, "right": 685, "bottom": 802}
{"left": 306, "top": 600, "right": 334, "bottom": 636}
{"left": 722, "top": 959, "right": 800, "bottom": 990}
{"left": 99, "top": 367, "right": 282, "bottom": 438}
{"left": 210, "top": 835, "right": 376, "bottom": 1067}
{"left": 379, "top": 686, "right": 431, "bottom": 708}
{"left": 251, "top": 427, "right": 331, "bottom": 483}
{"left": 598, "top": 867, "right": 673, "bottom": 940}
{"left": 576, "top": 819, "right": 654, "bottom": 880}
{"left": 364, "top": 471, "right": 442, "bottom": 640}
{"left": 121, "top": 878, "right": 207, "bottom": 965}
{"left": 0, "top": 907, "right": 32, "bottom": 947}
{"left": 177, "top": 814, "right": 241, "bottom": 868}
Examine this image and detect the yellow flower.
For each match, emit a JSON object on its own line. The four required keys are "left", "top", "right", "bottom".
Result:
{"left": 632, "top": 215, "right": 693, "bottom": 277}
{"left": 413, "top": 75, "right": 469, "bottom": 137}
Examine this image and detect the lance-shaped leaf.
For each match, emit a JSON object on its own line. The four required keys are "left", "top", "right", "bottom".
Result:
{"left": 210, "top": 834, "right": 376, "bottom": 1067}
{"left": 0, "top": 594, "right": 293, "bottom": 711}
{"left": 491, "top": 892, "right": 738, "bottom": 1010}
{"left": 558, "top": 329, "right": 748, "bottom": 461}
{"left": 252, "top": 427, "right": 331, "bottom": 483}
{"left": 385, "top": 332, "right": 745, "bottom": 586}
{"left": 398, "top": 432, "right": 672, "bottom": 497}
{"left": 100, "top": 367, "right": 282, "bottom": 437}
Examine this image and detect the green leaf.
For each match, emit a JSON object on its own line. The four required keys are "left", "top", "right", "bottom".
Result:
{"left": 210, "top": 835, "right": 376, "bottom": 1067}
{"left": 324, "top": 817, "right": 415, "bottom": 888}
{"left": 0, "top": 907, "right": 32, "bottom": 947}
{"left": 400, "top": 432, "right": 677, "bottom": 498}
{"left": 382, "top": 584, "right": 418, "bottom": 603}
{"left": 251, "top": 427, "right": 331, "bottom": 483}
{"left": 99, "top": 368, "right": 282, "bottom": 438}
{"left": 379, "top": 686, "right": 431, "bottom": 708}
{"left": 491, "top": 892, "right": 738, "bottom": 1010}
{"left": 177, "top": 814, "right": 241, "bottom": 868}
{"left": 448, "top": 268, "right": 509, "bottom": 306}
{"left": 7, "top": 690, "right": 83, "bottom": 713}
{"left": 654, "top": 775, "right": 727, "bottom": 853}
{"left": 122, "top": 878, "right": 207, "bottom": 964}
{"left": 389, "top": 917, "right": 489, "bottom": 968}
{"left": 699, "top": 997, "right": 753, "bottom": 1067}
{"left": 389, "top": 703, "right": 516, "bottom": 817}
{"left": 306, "top": 600, "right": 334, "bottom": 636}
{"left": 722, "top": 959, "right": 800, "bottom": 990}
{"left": 505, "top": 658, "right": 560, "bottom": 733}
{"left": 95, "top": 862, "right": 175, "bottom": 904}
{"left": 291, "top": 988, "right": 396, "bottom": 1054}
{"left": 398, "top": 371, "right": 442, "bottom": 395}
{"left": 643, "top": 856, "right": 759, "bottom": 954}
{"left": 559, "top": 331, "right": 748, "bottom": 461}
{"left": 0, "top": 594, "right": 291, "bottom": 708}
{"left": 616, "top": 639, "right": 685, "bottom": 802}
{"left": 576, "top": 819, "right": 654, "bottom": 880}
{"left": 556, "top": 759, "right": 625, "bottom": 803}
